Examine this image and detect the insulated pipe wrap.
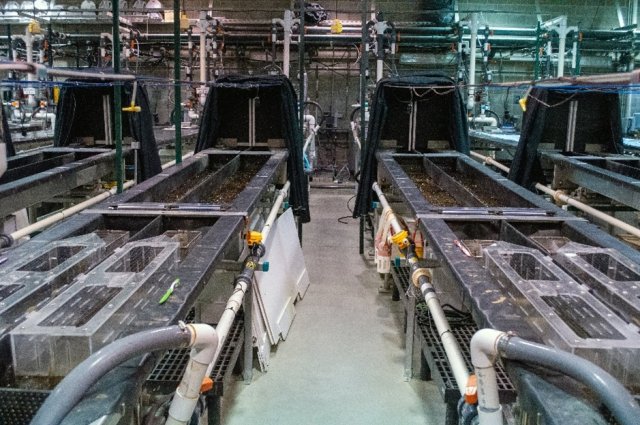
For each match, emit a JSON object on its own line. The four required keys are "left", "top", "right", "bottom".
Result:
{"left": 30, "top": 326, "right": 192, "bottom": 425}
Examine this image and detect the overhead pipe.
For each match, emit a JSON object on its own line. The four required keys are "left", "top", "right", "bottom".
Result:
{"left": 372, "top": 182, "right": 470, "bottom": 394}
{"left": 470, "top": 151, "right": 640, "bottom": 239}
{"left": 470, "top": 329, "right": 640, "bottom": 425}
{"left": 30, "top": 324, "right": 215, "bottom": 425}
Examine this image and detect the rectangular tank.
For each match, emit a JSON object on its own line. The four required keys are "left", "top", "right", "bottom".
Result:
{"left": 553, "top": 242, "right": 640, "bottom": 328}
{"left": 10, "top": 237, "right": 180, "bottom": 377}
{"left": 0, "top": 234, "right": 109, "bottom": 340}
{"left": 483, "top": 242, "right": 640, "bottom": 388}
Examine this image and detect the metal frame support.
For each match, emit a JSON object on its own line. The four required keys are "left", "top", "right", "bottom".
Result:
{"left": 404, "top": 286, "right": 416, "bottom": 381}
{"left": 358, "top": 0, "right": 368, "bottom": 256}
{"left": 242, "top": 280, "right": 253, "bottom": 384}
{"left": 112, "top": 0, "right": 123, "bottom": 193}
{"left": 173, "top": 0, "right": 182, "bottom": 164}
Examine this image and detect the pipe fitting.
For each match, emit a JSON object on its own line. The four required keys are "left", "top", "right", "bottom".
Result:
{"left": 411, "top": 267, "right": 431, "bottom": 288}
{"left": 0, "top": 233, "right": 13, "bottom": 248}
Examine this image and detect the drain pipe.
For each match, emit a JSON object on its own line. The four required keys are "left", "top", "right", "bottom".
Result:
{"left": 470, "top": 329, "right": 640, "bottom": 425}
{"left": 262, "top": 181, "right": 291, "bottom": 242}
{"left": 372, "top": 182, "right": 470, "bottom": 394}
{"left": 201, "top": 182, "right": 288, "bottom": 377}
{"left": 0, "top": 180, "right": 135, "bottom": 248}
{"left": 165, "top": 324, "right": 219, "bottom": 425}
{"left": 469, "top": 151, "right": 640, "bottom": 239}
{"left": 31, "top": 324, "right": 216, "bottom": 425}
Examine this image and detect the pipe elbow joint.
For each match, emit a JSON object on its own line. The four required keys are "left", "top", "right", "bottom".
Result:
{"left": 470, "top": 329, "right": 508, "bottom": 369}
{"left": 186, "top": 323, "right": 218, "bottom": 364}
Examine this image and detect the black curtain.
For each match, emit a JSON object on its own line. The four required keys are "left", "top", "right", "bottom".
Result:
{"left": 1, "top": 105, "right": 15, "bottom": 157}
{"left": 509, "top": 88, "right": 623, "bottom": 188}
{"left": 195, "top": 74, "right": 310, "bottom": 223}
{"left": 54, "top": 78, "right": 161, "bottom": 181}
{"left": 353, "top": 72, "right": 469, "bottom": 217}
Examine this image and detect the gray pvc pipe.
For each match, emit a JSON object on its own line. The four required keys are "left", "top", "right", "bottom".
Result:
{"left": 31, "top": 325, "right": 192, "bottom": 425}
{"left": 499, "top": 337, "right": 640, "bottom": 425}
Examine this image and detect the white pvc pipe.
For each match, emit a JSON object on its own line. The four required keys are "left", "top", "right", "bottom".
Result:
{"left": 162, "top": 151, "right": 195, "bottom": 170}
{"left": 0, "top": 143, "right": 6, "bottom": 178}
{"left": 10, "top": 180, "right": 135, "bottom": 240}
{"left": 470, "top": 151, "right": 640, "bottom": 239}
{"left": 470, "top": 329, "right": 506, "bottom": 425}
{"left": 421, "top": 282, "right": 471, "bottom": 395}
{"left": 204, "top": 281, "right": 249, "bottom": 378}
{"left": 0, "top": 62, "right": 136, "bottom": 81}
{"left": 262, "top": 181, "right": 291, "bottom": 242}
{"left": 468, "top": 115, "right": 498, "bottom": 127}
{"left": 468, "top": 13, "right": 478, "bottom": 110}
{"left": 557, "top": 17, "right": 567, "bottom": 77}
{"left": 373, "top": 181, "right": 470, "bottom": 393}
{"left": 283, "top": 10, "right": 293, "bottom": 78}
{"left": 199, "top": 30, "right": 207, "bottom": 83}
{"left": 469, "top": 151, "right": 510, "bottom": 173}
{"left": 165, "top": 324, "right": 219, "bottom": 425}
{"left": 376, "top": 59, "right": 383, "bottom": 82}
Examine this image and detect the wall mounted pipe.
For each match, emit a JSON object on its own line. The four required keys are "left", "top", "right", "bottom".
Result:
{"left": 30, "top": 325, "right": 195, "bottom": 425}
{"left": 372, "top": 182, "right": 470, "bottom": 394}
{"left": 470, "top": 329, "right": 640, "bottom": 425}
{"left": 0, "top": 180, "right": 135, "bottom": 247}
{"left": 469, "top": 151, "right": 640, "bottom": 239}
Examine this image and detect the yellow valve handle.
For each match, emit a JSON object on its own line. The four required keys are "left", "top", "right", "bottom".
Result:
{"left": 246, "top": 230, "right": 263, "bottom": 247}
{"left": 122, "top": 102, "right": 141, "bottom": 113}
{"left": 390, "top": 230, "right": 409, "bottom": 249}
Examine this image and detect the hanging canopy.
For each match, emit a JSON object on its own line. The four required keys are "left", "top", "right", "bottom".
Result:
{"left": 195, "top": 74, "right": 310, "bottom": 223}
{"left": 54, "top": 78, "right": 162, "bottom": 181}
{"left": 508, "top": 87, "right": 623, "bottom": 188}
{"left": 354, "top": 72, "right": 470, "bottom": 217}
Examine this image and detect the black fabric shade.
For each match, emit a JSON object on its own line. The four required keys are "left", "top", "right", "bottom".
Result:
{"left": 195, "top": 74, "right": 310, "bottom": 223}
{"left": 353, "top": 72, "right": 470, "bottom": 217}
{"left": 509, "top": 88, "right": 623, "bottom": 188}
{"left": 53, "top": 79, "right": 162, "bottom": 181}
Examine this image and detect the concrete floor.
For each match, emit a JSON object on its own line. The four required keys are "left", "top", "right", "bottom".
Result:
{"left": 222, "top": 188, "right": 446, "bottom": 425}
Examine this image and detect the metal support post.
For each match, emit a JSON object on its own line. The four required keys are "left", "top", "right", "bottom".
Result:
{"left": 404, "top": 286, "right": 416, "bottom": 381}
{"left": 173, "top": 0, "right": 182, "bottom": 164}
{"left": 242, "top": 280, "right": 253, "bottom": 384}
{"left": 112, "top": 0, "right": 123, "bottom": 193}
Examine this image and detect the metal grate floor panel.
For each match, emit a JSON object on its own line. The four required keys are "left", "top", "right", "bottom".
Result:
{"left": 391, "top": 264, "right": 516, "bottom": 403}
{"left": 147, "top": 312, "right": 245, "bottom": 396}
{"left": 0, "top": 388, "right": 50, "bottom": 425}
